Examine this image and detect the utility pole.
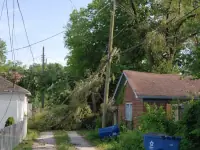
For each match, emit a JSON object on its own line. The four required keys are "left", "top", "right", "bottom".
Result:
{"left": 41, "top": 46, "right": 45, "bottom": 108}
{"left": 102, "top": 0, "right": 116, "bottom": 128}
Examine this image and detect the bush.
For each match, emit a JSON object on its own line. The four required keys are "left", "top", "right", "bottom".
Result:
{"left": 139, "top": 104, "right": 177, "bottom": 135}
{"left": 5, "top": 117, "right": 15, "bottom": 127}
{"left": 180, "top": 100, "right": 200, "bottom": 150}
{"left": 29, "top": 104, "right": 93, "bottom": 131}
{"left": 81, "top": 114, "right": 100, "bottom": 130}
{"left": 109, "top": 130, "right": 144, "bottom": 150}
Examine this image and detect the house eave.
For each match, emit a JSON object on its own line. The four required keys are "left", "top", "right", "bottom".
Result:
{"left": 141, "top": 95, "right": 199, "bottom": 101}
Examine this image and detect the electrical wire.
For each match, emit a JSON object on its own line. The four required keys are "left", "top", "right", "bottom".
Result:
{"left": 5, "top": 0, "right": 12, "bottom": 53}
{"left": 11, "top": 0, "right": 16, "bottom": 61}
{"left": 16, "top": 0, "right": 35, "bottom": 63}
{"left": 0, "top": 0, "right": 6, "bottom": 22}
{"left": 0, "top": 92, "right": 13, "bottom": 124}
{"left": 0, "top": 0, "right": 17, "bottom": 125}
{"left": 7, "top": 31, "right": 65, "bottom": 53}
{"left": 68, "top": 0, "right": 77, "bottom": 10}
{"left": 119, "top": 3, "right": 200, "bottom": 55}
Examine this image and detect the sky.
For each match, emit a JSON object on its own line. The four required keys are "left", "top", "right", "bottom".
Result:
{"left": 0, "top": 0, "right": 92, "bottom": 66}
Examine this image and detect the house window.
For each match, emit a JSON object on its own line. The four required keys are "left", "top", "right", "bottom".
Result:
{"left": 171, "top": 104, "right": 184, "bottom": 121}
{"left": 125, "top": 103, "right": 132, "bottom": 121}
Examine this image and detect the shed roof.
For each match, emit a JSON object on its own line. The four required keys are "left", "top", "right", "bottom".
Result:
{"left": 123, "top": 70, "right": 200, "bottom": 99}
{"left": 0, "top": 76, "right": 30, "bottom": 95}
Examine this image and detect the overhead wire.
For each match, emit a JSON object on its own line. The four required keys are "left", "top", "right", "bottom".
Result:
{"left": 68, "top": 0, "right": 77, "bottom": 10}
{"left": 11, "top": 0, "right": 16, "bottom": 61}
{"left": 0, "top": 0, "right": 6, "bottom": 22}
{"left": 7, "top": 31, "right": 65, "bottom": 52}
{"left": 118, "top": 3, "right": 200, "bottom": 55}
{"left": 0, "top": 0, "right": 17, "bottom": 125}
{"left": 5, "top": 0, "right": 12, "bottom": 54}
{"left": 16, "top": 0, "right": 35, "bottom": 63}
{"left": 7, "top": 1, "right": 110, "bottom": 53}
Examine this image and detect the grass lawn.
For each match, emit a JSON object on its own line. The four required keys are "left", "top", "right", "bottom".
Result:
{"left": 78, "top": 130, "right": 116, "bottom": 150}
{"left": 14, "top": 129, "right": 39, "bottom": 150}
{"left": 53, "top": 130, "right": 76, "bottom": 150}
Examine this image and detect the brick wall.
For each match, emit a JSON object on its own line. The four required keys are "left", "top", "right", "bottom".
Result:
{"left": 117, "top": 83, "right": 169, "bottom": 129}
{"left": 118, "top": 83, "right": 144, "bottom": 128}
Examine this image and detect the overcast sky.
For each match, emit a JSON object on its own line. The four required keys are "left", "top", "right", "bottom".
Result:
{"left": 0, "top": 0, "right": 92, "bottom": 66}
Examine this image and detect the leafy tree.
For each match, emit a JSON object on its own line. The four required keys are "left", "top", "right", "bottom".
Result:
{"left": 65, "top": 0, "right": 147, "bottom": 82}
{"left": 0, "top": 39, "right": 6, "bottom": 65}
{"left": 19, "top": 63, "right": 71, "bottom": 105}
{"left": 117, "top": 0, "right": 200, "bottom": 73}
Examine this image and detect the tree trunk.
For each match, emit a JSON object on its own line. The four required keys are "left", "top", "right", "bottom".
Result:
{"left": 92, "top": 93, "right": 97, "bottom": 113}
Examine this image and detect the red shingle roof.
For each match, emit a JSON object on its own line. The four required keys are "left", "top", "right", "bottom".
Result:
{"left": 0, "top": 76, "right": 30, "bottom": 95}
{"left": 123, "top": 70, "right": 200, "bottom": 98}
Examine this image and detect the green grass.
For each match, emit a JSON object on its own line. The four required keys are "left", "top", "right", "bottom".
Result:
{"left": 14, "top": 129, "right": 39, "bottom": 150}
{"left": 53, "top": 130, "right": 76, "bottom": 150}
{"left": 78, "top": 130, "right": 116, "bottom": 150}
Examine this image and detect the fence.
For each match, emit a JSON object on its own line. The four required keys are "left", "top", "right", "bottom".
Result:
{"left": 0, "top": 117, "right": 27, "bottom": 150}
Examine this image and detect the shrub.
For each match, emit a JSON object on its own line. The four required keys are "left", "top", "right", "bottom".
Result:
{"left": 139, "top": 104, "right": 177, "bottom": 135}
{"left": 109, "top": 130, "right": 144, "bottom": 150}
{"left": 5, "top": 117, "right": 15, "bottom": 127}
{"left": 29, "top": 104, "right": 93, "bottom": 131}
{"left": 81, "top": 114, "right": 97, "bottom": 129}
{"left": 180, "top": 100, "right": 200, "bottom": 150}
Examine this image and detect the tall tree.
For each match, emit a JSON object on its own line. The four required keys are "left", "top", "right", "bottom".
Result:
{"left": 117, "top": 0, "right": 200, "bottom": 73}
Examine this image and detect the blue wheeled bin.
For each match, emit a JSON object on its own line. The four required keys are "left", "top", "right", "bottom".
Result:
{"left": 98, "top": 125, "right": 120, "bottom": 139}
{"left": 144, "top": 133, "right": 181, "bottom": 150}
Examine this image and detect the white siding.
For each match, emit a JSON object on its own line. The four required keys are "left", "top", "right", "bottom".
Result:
{"left": 0, "top": 93, "right": 27, "bottom": 129}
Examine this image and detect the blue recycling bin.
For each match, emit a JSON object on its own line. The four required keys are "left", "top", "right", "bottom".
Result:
{"left": 144, "top": 133, "right": 181, "bottom": 150}
{"left": 98, "top": 125, "right": 120, "bottom": 139}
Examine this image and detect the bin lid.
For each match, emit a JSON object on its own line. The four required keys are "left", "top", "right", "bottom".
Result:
{"left": 144, "top": 133, "right": 181, "bottom": 140}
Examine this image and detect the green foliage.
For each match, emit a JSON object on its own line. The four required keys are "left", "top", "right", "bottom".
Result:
{"left": 139, "top": 104, "right": 177, "bottom": 135}
{"left": 19, "top": 63, "right": 71, "bottom": 106}
{"left": 53, "top": 131, "right": 75, "bottom": 150}
{"left": 115, "top": 86, "right": 125, "bottom": 104}
{"left": 109, "top": 130, "right": 144, "bottom": 150}
{"left": 0, "top": 39, "right": 6, "bottom": 65}
{"left": 14, "top": 129, "right": 39, "bottom": 150}
{"left": 180, "top": 100, "right": 200, "bottom": 150}
{"left": 5, "top": 117, "right": 15, "bottom": 127}
{"left": 29, "top": 105, "right": 93, "bottom": 131}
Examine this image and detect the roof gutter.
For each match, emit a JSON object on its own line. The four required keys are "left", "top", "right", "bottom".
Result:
{"left": 141, "top": 95, "right": 199, "bottom": 101}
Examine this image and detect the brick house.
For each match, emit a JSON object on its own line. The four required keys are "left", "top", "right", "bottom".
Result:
{"left": 113, "top": 70, "right": 200, "bottom": 129}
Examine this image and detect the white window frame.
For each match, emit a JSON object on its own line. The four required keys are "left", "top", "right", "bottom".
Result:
{"left": 125, "top": 103, "right": 132, "bottom": 121}
{"left": 172, "top": 104, "right": 184, "bottom": 121}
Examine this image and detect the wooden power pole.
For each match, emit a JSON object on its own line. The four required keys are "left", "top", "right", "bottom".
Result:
{"left": 102, "top": 0, "right": 116, "bottom": 128}
{"left": 41, "top": 46, "right": 45, "bottom": 108}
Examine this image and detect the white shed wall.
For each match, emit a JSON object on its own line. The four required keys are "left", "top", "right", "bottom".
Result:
{"left": 0, "top": 93, "right": 27, "bottom": 129}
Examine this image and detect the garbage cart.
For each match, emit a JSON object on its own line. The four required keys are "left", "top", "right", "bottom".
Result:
{"left": 98, "top": 125, "right": 120, "bottom": 139}
{"left": 144, "top": 133, "right": 181, "bottom": 150}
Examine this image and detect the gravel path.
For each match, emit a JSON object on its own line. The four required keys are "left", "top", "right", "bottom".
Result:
{"left": 32, "top": 132, "right": 56, "bottom": 150}
{"left": 68, "top": 131, "right": 96, "bottom": 150}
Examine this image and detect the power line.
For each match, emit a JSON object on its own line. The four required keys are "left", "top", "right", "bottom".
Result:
{"left": 16, "top": 0, "right": 35, "bottom": 63}
{"left": 5, "top": 0, "right": 13, "bottom": 58}
{"left": 68, "top": 0, "right": 77, "bottom": 10}
{"left": 96, "top": 3, "right": 110, "bottom": 16}
{"left": 0, "top": 0, "right": 6, "bottom": 22}
{"left": 0, "top": 92, "right": 13, "bottom": 124}
{"left": 0, "top": 0, "right": 17, "bottom": 125}
{"left": 7, "top": 31, "right": 65, "bottom": 52}
{"left": 119, "top": 4, "right": 200, "bottom": 55}
{"left": 11, "top": 0, "right": 16, "bottom": 61}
